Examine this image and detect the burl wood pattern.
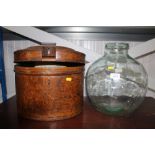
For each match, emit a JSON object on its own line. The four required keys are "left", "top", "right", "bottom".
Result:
{"left": 14, "top": 46, "right": 85, "bottom": 63}
{"left": 14, "top": 45, "right": 85, "bottom": 121}
{"left": 15, "top": 66, "right": 84, "bottom": 121}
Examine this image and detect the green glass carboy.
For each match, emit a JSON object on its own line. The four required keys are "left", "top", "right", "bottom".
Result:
{"left": 86, "top": 43, "right": 148, "bottom": 116}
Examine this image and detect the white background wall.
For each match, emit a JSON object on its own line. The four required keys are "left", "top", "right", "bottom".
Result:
{"left": 0, "top": 39, "right": 154, "bottom": 103}
{"left": 0, "top": 40, "right": 37, "bottom": 103}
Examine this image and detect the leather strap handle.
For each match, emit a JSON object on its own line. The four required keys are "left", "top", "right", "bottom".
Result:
{"left": 42, "top": 43, "right": 56, "bottom": 58}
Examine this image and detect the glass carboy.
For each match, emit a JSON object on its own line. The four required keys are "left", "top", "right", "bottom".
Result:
{"left": 86, "top": 43, "right": 148, "bottom": 116}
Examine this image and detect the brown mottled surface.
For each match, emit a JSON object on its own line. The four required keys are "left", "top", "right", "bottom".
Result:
{"left": 14, "top": 45, "right": 85, "bottom": 121}
{"left": 14, "top": 46, "right": 85, "bottom": 63}
{"left": 0, "top": 96, "right": 155, "bottom": 129}
{"left": 15, "top": 66, "right": 84, "bottom": 121}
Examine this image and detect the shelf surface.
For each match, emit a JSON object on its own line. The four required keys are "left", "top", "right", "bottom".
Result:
{"left": 0, "top": 96, "right": 155, "bottom": 129}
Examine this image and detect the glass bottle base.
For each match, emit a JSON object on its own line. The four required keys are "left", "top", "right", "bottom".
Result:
{"left": 89, "top": 95, "right": 142, "bottom": 116}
